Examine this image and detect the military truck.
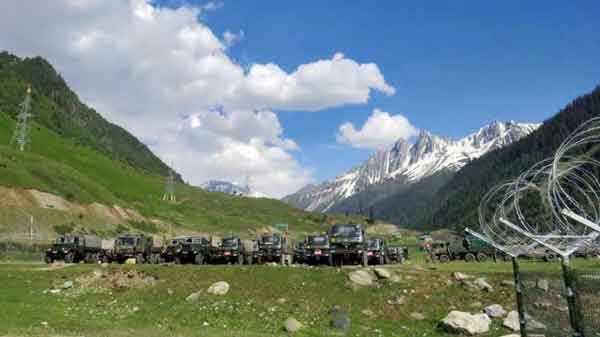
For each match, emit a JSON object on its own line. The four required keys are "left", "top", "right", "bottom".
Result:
{"left": 242, "top": 239, "right": 259, "bottom": 265}
{"left": 108, "top": 233, "right": 161, "bottom": 264}
{"left": 173, "top": 236, "right": 210, "bottom": 264}
{"left": 45, "top": 234, "right": 103, "bottom": 264}
{"left": 161, "top": 237, "right": 187, "bottom": 263}
{"left": 304, "top": 234, "right": 330, "bottom": 265}
{"left": 328, "top": 224, "right": 368, "bottom": 267}
{"left": 386, "top": 245, "right": 408, "bottom": 264}
{"left": 293, "top": 241, "right": 308, "bottom": 264}
{"left": 366, "top": 238, "right": 388, "bottom": 265}
{"left": 257, "top": 233, "right": 293, "bottom": 265}
{"left": 211, "top": 236, "right": 245, "bottom": 264}
{"left": 433, "top": 234, "right": 496, "bottom": 263}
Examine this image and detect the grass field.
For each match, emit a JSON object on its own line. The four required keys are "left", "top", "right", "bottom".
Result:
{"left": 1, "top": 257, "right": 598, "bottom": 337}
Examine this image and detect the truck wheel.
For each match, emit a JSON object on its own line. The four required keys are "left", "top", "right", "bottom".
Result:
{"left": 476, "top": 253, "right": 488, "bottom": 262}
{"left": 438, "top": 254, "right": 450, "bottom": 263}
{"left": 136, "top": 254, "right": 145, "bottom": 264}
{"left": 464, "top": 253, "right": 476, "bottom": 263}
{"left": 362, "top": 252, "right": 368, "bottom": 267}
{"left": 64, "top": 253, "right": 74, "bottom": 264}
{"left": 195, "top": 254, "right": 205, "bottom": 265}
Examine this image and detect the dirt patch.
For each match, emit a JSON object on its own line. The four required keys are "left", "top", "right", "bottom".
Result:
{"left": 74, "top": 269, "right": 159, "bottom": 292}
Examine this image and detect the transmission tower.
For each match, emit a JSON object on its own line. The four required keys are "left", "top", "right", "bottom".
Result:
{"left": 10, "top": 86, "right": 33, "bottom": 152}
{"left": 162, "top": 164, "right": 176, "bottom": 202}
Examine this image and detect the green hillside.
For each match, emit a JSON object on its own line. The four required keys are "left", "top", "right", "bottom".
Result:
{"left": 0, "top": 53, "right": 338, "bottom": 237}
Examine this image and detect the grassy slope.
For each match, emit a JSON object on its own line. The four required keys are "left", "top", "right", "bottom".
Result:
{"left": 1, "top": 258, "right": 597, "bottom": 337}
{"left": 0, "top": 112, "right": 331, "bottom": 235}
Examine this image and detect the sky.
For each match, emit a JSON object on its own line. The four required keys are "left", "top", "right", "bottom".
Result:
{"left": 0, "top": 1, "right": 599, "bottom": 198}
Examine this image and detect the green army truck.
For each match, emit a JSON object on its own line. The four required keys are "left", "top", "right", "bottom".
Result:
{"left": 45, "top": 234, "right": 103, "bottom": 264}
{"left": 211, "top": 236, "right": 245, "bottom": 264}
{"left": 433, "top": 234, "right": 497, "bottom": 263}
{"left": 304, "top": 234, "right": 330, "bottom": 265}
{"left": 173, "top": 236, "right": 211, "bottom": 265}
{"left": 328, "top": 224, "right": 368, "bottom": 267}
{"left": 257, "top": 233, "right": 293, "bottom": 265}
{"left": 108, "top": 234, "right": 161, "bottom": 264}
{"left": 366, "top": 238, "right": 388, "bottom": 265}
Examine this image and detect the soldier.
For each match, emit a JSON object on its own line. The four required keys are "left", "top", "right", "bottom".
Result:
{"left": 424, "top": 240, "right": 434, "bottom": 263}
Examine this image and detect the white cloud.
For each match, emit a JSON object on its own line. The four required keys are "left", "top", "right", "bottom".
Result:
{"left": 337, "top": 109, "right": 418, "bottom": 150}
{"left": 222, "top": 30, "right": 244, "bottom": 48}
{"left": 0, "top": 0, "right": 394, "bottom": 197}
{"left": 203, "top": 1, "right": 224, "bottom": 11}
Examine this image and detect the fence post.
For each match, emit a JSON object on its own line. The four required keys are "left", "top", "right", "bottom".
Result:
{"left": 512, "top": 257, "right": 528, "bottom": 337}
{"left": 561, "top": 256, "right": 585, "bottom": 337}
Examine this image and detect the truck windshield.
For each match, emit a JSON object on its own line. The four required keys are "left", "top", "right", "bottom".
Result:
{"left": 330, "top": 225, "right": 361, "bottom": 237}
{"left": 117, "top": 237, "right": 136, "bottom": 246}
{"left": 261, "top": 235, "right": 280, "bottom": 245}
{"left": 56, "top": 236, "right": 77, "bottom": 244}
{"left": 367, "top": 239, "right": 380, "bottom": 249}
{"left": 222, "top": 238, "right": 238, "bottom": 248}
{"left": 308, "top": 236, "right": 328, "bottom": 245}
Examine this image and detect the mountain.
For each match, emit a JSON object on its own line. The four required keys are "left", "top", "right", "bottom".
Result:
{"left": 426, "top": 85, "right": 600, "bottom": 231}
{"left": 201, "top": 180, "right": 250, "bottom": 196}
{"left": 283, "top": 121, "right": 539, "bottom": 213}
{"left": 0, "top": 52, "right": 340, "bottom": 236}
{"left": 0, "top": 51, "right": 181, "bottom": 181}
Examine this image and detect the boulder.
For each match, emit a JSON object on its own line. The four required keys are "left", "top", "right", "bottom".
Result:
{"left": 61, "top": 281, "right": 74, "bottom": 289}
{"left": 348, "top": 270, "right": 375, "bottom": 286}
{"left": 283, "top": 317, "right": 302, "bottom": 332}
{"left": 373, "top": 267, "right": 392, "bottom": 279}
{"left": 503, "top": 311, "right": 520, "bottom": 331}
{"left": 453, "top": 272, "right": 473, "bottom": 281}
{"left": 440, "top": 311, "right": 491, "bottom": 335}
{"left": 473, "top": 278, "right": 493, "bottom": 292}
{"left": 185, "top": 291, "right": 202, "bottom": 302}
{"left": 536, "top": 279, "right": 549, "bottom": 292}
{"left": 207, "top": 281, "right": 230, "bottom": 295}
{"left": 484, "top": 304, "right": 506, "bottom": 318}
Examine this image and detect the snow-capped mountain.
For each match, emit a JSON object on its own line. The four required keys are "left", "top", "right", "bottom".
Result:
{"left": 201, "top": 180, "right": 250, "bottom": 196}
{"left": 283, "top": 121, "right": 540, "bottom": 212}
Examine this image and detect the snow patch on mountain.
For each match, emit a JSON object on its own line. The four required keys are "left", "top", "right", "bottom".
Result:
{"left": 282, "top": 121, "right": 540, "bottom": 212}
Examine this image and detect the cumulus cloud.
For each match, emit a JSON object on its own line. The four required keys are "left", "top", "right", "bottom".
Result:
{"left": 337, "top": 109, "right": 418, "bottom": 150}
{"left": 0, "top": 0, "right": 394, "bottom": 197}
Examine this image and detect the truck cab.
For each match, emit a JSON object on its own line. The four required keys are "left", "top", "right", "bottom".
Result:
{"left": 328, "top": 224, "right": 368, "bottom": 267}
{"left": 176, "top": 236, "right": 210, "bottom": 264}
{"left": 212, "top": 236, "right": 245, "bottom": 264}
{"left": 366, "top": 238, "right": 387, "bottom": 265}
{"left": 305, "top": 234, "right": 330, "bottom": 265}
{"left": 258, "top": 233, "right": 292, "bottom": 265}
{"left": 113, "top": 234, "right": 153, "bottom": 264}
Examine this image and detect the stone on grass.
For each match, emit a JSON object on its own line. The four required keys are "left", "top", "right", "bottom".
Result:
{"left": 501, "top": 280, "right": 515, "bottom": 287}
{"left": 207, "top": 281, "right": 230, "bottom": 295}
{"left": 503, "top": 311, "right": 520, "bottom": 331}
{"left": 373, "top": 267, "right": 392, "bottom": 279}
{"left": 62, "top": 281, "right": 73, "bottom": 289}
{"left": 453, "top": 272, "right": 473, "bottom": 281}
{"left": 440, "top": 310, "right": 491, "bottom": 335}
{"left": 536, "top": 279, "right": 549, "bottom": 292}
{"left": 361, "top": 309, "right": 376, "bottom": 318}
{"left": 484, "top": 304, "right": 507, "bottom": 318}
{"left": 283, "top": 317, "right": 302, "bottom": 332}
{"left": 410, "top": 312, "right": 426, "bottom": 321}
{"left": 348, "top": 270, "right": 375, "bottom": 286}
{"left": 185, "top": 291, "right": 202, "bottom": 302}
{"left": 473, "top": 278, "right": 493, "bottom": 292}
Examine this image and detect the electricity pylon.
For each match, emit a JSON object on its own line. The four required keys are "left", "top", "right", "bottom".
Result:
{"left": 162, "top": 164, "right": 176, "bottom": 202}
{"left": 10, "top": 86, "right": 33, "bottom": 152}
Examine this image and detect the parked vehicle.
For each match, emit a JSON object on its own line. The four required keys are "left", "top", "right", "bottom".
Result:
{"left": 211, "top": 236, "right": 245, "bottom": 264}
{"left": 45, "top": 234, "right": 103, "bottom": 264}
{"left": 174, "top": 236, "right": 210, "bottom": 265}
{"left": 385, "top": 245, "right": 408, "bottom": 264}
{"left": 433, "top": 234, "right": 496, "bottom": 263}
{"left": 305, "top": 234, "right": 330, "bottom": 265}
{"left": 293, "top": 241, "right": 308, "bottom": 264}
{"left": 257, "top": 233, "right": 293, "bottom": 265}
{"left": 107, "top": 234, "right": 161, "bottom": 264}
{"left": 242, "top": 239, "right": 259, "bottom": 265}
{"left": 161, "top": 236, "right": 187, "bottom": 263}
{"left": 328, "top": 224, "right": 368, "bottom": 267}
{"left": 366, "top": 238, "right": 387, "bottom": 265}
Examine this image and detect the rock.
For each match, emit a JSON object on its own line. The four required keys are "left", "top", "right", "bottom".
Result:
{"left": 283, "top": 317, "right": 302, "bottom": 332}
{"left": 276, "top": 298, "right": 287, "bottom": 305}
{"left": 484, "top": 304, "right": 507, "bottom": 318}
{"left": 389, "top": 274, "right": 402, "bottom": 283}
{"left": 167, "top": 288, "right": 174, "bottom": 295}
{"left": 361, "top": 309, "right": 376, "bottom": 318}
{"left": 373, "top": 267, "right": 392, "bottom": 279}
{"left": 503, "top": 311, "right": 520, "bottom": 331}
{"left": 440, "top": 311, "right": 491, "bottom": 335}
{"left": 49, "top": 289, "right": 61, "bottom": 294}
{"left": 387, "top": 295, "right": 406, "bottom": 305}
{"left": 348, "top": 270, "right": 375, "bottom": 287}
{"left": 410, "top": 312, "right": 426, "bottom": 321}
{"left": 536, "top": 279, "right": 549, "bottom": 292}
{"left": 101, "top": 262, "right": 109, "bottom": 268}
{"left": 330, "top": 307, "right": 350, "bottom": 330}
{"left": 473, "top": 278, "right": 493, "bottom": 292}
{"left": 207, "top": 281, "right": 230, "bottom": 295}
{"left": 62, "top": 281, "right": 74, "bottom": 289}
{"left": 453, "top": 272, "right": 473, "bottom": 281}
{"left": 186, "top": 291, "right": 202, "bottom": 302}
{"left": 525, "top": 316, "right": 547, "bottom": 331}
{"left": 501, "top": 280, "right": 515, "bottom": 287}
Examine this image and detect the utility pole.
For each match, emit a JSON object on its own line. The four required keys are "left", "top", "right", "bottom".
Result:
{"left": 162, "top": 163, "right": 176, "bottom": 202}
{"left": 10, "top": 86, "right": 33, "bottom": 152}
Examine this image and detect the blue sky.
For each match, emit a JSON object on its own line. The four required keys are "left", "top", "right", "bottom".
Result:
{"left": 3, "top": 1, "right": 598, "bottom": 196}
{"left": 186, "top": 0, "right": 600, "bottom": 181}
